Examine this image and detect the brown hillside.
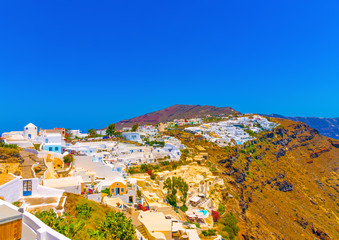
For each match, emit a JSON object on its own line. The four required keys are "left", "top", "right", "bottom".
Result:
{"left": 109, "top": 104, "right": 239, "bottom": 130}
{"left": 0, "top": 146, "right": 22, "bottom": 176}
{"left": 166, "top": 118, "right": 339, "bottom": 240}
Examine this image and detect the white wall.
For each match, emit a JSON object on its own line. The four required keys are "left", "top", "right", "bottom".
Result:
{"left": 23, "top": 125, "right": 38, "bottom": 140}
{"left": 0, "top": 177, "right": 64, "bottom": 203}
{"left": 74, "top": 156, "right": 122, "bottom": 180}
{"left": 0, "top": 200, "right": 70, "bottom": 240}
{"left": 36, "top": 185, "right": 64, "bottom": 197}
{"left": 86, "top": 193, "right": 101, "bottom": 203}
{"left": 0, "top": 177, "right": 21, "bottom": 203}
{"left": 60, "top": 185, "right": 82, "bottom": 194}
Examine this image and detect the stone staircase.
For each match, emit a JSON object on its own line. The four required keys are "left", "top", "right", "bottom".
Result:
{"left": 135, "top": 224, "right": 148, "bottom": 239}
{"left": 19, "top": 151, "right": 46, "bottom": 178}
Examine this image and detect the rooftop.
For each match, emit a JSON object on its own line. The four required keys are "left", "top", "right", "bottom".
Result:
{"left": 25, "top": 123, "right": 37, "bottom": 128}
{"left": 0, "top": 205, "right": 22, "bottom": 224}
{"left": 138, "top": 211, "right": 172, "bottom": 232}
{"left": 0, "top": 173, "right": 16, "bottom": 186}
{"left": 43, "top": 176, "right": 83, "bottom": 188}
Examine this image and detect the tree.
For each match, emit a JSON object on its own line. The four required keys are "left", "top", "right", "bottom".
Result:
{"left": 163, "top": 176, "right": 188, "bottom": 207}
{"left": 164, "top": 177, "right": 177, "bottom": 206}
{"left": 178, "top": 177, "right": 189, "bottom": 204}
{"left": 136, "top": 189, "right": 142, "bottom": 199}
{"left": 88, "top": 128, "right": 96, "bottom": 137}
{"left": 212, "top": 210, "right": 220, "bottom": 222}
{"left": 131, "top": 123, "right": 139, "bottom": 132}
{"left": 220, "top": 212, "right": 240, "bottom": 240}
{"left": 63, "top": 154, "right": 74, "bottom": 165}
{"left": 106, "top": 123, "right": 116, "bottom": 137}
{"left": 65, "top": 128, "right": 73, "bottom": 141}
{"left": 89, "top": 212, "right": 135, "bottom": 240}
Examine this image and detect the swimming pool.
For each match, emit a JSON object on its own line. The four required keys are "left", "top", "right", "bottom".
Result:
{"left": 198, "top": 210, "right": 208, "bottom": 216}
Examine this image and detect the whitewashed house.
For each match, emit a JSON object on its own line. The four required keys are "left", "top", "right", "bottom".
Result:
{"left": 23, "top": 123, "right": 38, "bottom": 140}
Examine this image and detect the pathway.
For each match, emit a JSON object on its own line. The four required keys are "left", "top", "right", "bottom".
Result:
{"left": 19, "top": 151, "right": 46, "bottom": 179}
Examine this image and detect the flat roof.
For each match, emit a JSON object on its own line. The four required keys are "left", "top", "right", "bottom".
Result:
{"left": 43, "top": 176, "right": 83, "bottom": 188}
{"left": 138, "top": 211, "right": 171, "bottom": 232}
{"left": 0, "top": 173, "right": 15, "bottom": 186}
{"left": 190, "top": 196, "right": 201, "bottom": 202}
{"left": 0, "top": 205, "right": 22, "bottom": 224}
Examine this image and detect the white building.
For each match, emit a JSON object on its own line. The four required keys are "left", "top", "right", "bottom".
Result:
{"left": 42, "top": 176, "right": 84, "bottom": 194}
{"left": 36, "top": 133, "right": 65, "bottom": 153}
{"left": 122, "top": 132, "right": 142, "bottom": 143}
{"left": 0, "top": 174, "right": 64, "bottom": 204}
{"left": 95, "top": 177, "right": 137, "bottom": 204}
{"left": 23, "top": 123, "right": 38, "bottom": 140}
{"left": 70, "top": 129, "right": 88, "bottom": 138}
{"left": 96, "top": 129, "right": 107, "bottom": 135}
{"left": 1, "top": 123, "right": 39, "bottom": 147}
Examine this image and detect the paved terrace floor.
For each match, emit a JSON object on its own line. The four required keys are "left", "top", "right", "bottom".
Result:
{"left": 24, "top": 196, "right": 60, "bottom": 212}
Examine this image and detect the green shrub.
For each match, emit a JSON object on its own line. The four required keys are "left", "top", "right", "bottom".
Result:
{"left": 180, "top": 204, "right": 188, "bottom": 212}
{"left": 12, "top": 201, "right": 21, "bottom": 207}
{"left": 194, "top": 222, "right": 200, "bottom": 228}
{"left": 222, "top": 226, "right": 235, "bottom": 240}
{"left": 202, "top": 229, "right": 217, "bottom": 236}
{"left": 218, "top": 204, "right": 225, "bottom": 215}
{"left": 63, "top": 154, "right": 74, "bottom": 164}
{"left": 35, "top": 210, "right": 84, "bottom": 238}
{"left": 88, "top": 212, "right": 135, "bottom": 240}
{"left": 101, "top": 188, "right": 110, "bottom": 195}
{"left": 220, "top": 212, "right": 240, "bottom": 240}
{"left": 75, "top": 203, "right": 92, "bottom": 218}
{"left": 160, "top": 161, "right": 170, "bottom": 166}
{"left": 0, "top": 142, "right": 18, "bottom": 149}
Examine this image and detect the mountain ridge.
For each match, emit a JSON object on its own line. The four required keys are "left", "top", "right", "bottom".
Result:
{"left": 109, "top": 104, "right": 239, "bottom": 130}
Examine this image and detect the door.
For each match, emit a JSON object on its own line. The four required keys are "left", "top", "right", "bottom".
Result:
{"left": 115, "top": 187, "right": 120, "bottom": 195}
{"left": 23, "top": 180, "right": 32, "bottom": 196}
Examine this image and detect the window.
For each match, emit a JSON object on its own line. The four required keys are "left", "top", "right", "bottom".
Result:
{"left": 45, "top": 139, "right": 48, "bottom": 143}
{"left": 49, "top": 147, "right": 52, "bottom": 151}
{"left": 55, "top": 147, "right": 59, "bottom": 151}
{"left": 121, "top": 188, "right": 124, "bottom": 193}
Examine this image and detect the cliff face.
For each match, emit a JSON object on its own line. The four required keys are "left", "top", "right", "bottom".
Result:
{"left": 167, "top": 118, "right": 339, "bottom": 240}
{"left": 112, "top": 104, "right": 239, "bottom": 129}
{"left": 266, "top": 114, "right": 339, "bottom": 139}
{"left": 233, "top": 119, "right": 339, "bottom": 240}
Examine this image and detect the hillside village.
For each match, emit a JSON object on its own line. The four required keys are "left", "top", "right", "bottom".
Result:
{"left": 2, "top": 112, "right": 333, "bottom": 240}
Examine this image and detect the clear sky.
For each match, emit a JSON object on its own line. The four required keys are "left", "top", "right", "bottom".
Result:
{"left": 0, "top": 1, "right": 338, "bottom": 133}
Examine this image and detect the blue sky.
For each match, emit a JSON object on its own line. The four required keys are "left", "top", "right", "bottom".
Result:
{"left": 0, "top": 1, "right": 338, "bottom": 133}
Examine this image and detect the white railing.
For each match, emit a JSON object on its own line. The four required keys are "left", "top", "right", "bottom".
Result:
{"left": 0, "top": 199, "right": 70, "bottom": 240}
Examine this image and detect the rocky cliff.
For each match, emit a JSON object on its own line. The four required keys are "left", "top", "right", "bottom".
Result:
{"left": 167, "top": 118, "right": 339, "bottom": 240}
{"left": 265, "top": 114, "right": 339, "bottom": 139}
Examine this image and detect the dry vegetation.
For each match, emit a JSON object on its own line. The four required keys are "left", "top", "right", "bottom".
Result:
{"left": 0, "top": 145, "right": 22, "bottom": 176}
{"left": 166, "top": 118, "right": 339, "bottom": 240}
